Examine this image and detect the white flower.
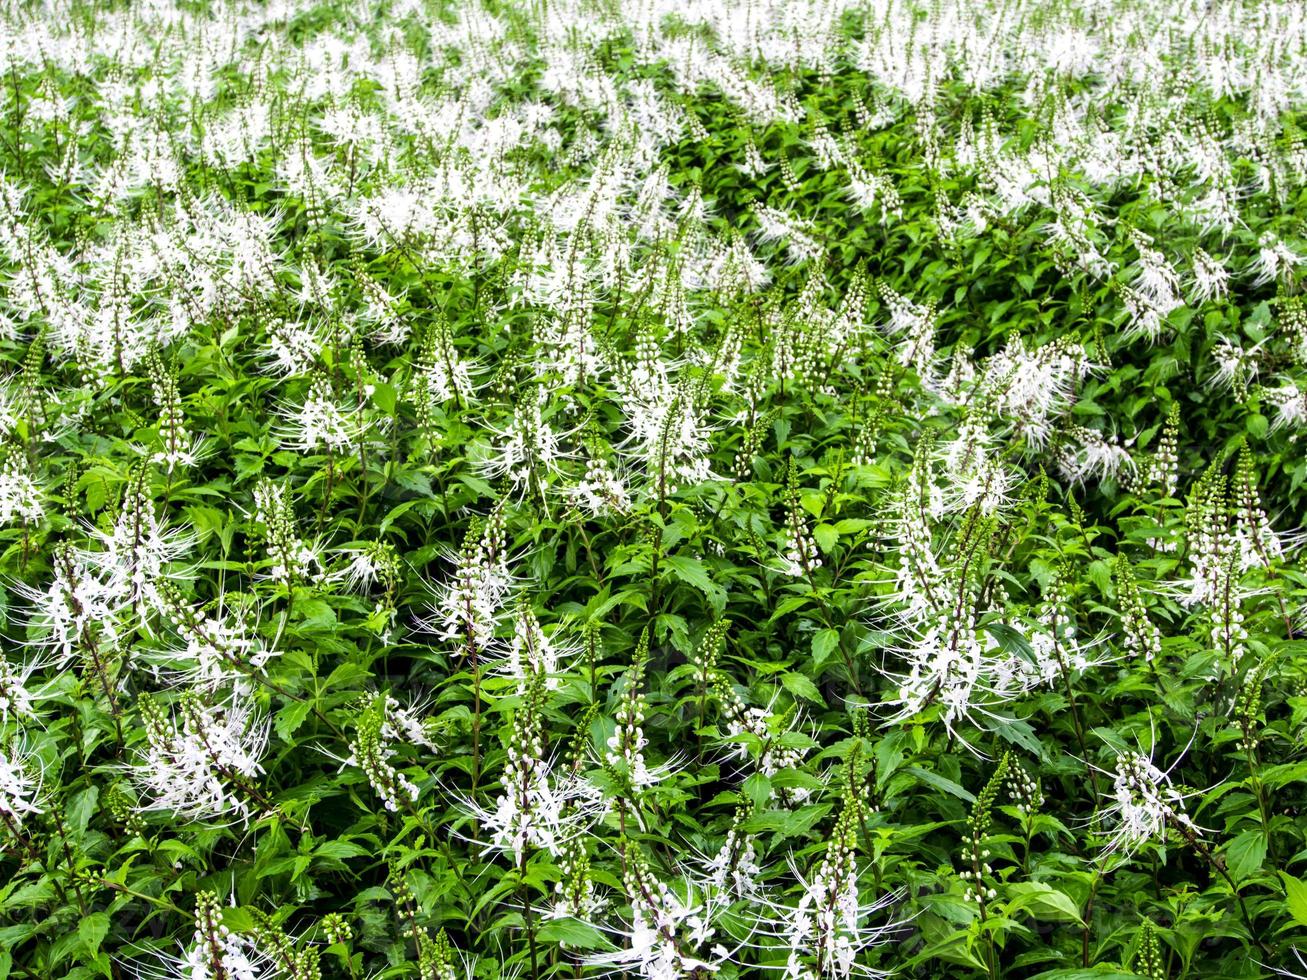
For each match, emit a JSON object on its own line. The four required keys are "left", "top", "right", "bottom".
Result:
{"left": 880, "top": 612, "right": 1033, "bottom": 743}
{"left": 16, "top": 545, "right": 122, "bottom": 667}
{"left": 174, "top": 891, "right": 275, "bottom": 980}
{"left": 879, "top": 285, "right": 937, "bottom": 375}
{"left": 752, "top": 807, "right": 898, "bottom": 979}
{"left": 0, "top": 741, "right": 42, "bottom": 831}
{"left": 154, "top": 599, "right": 270, "bottom": 691}
{"left": 717, "top": 688, "right": 811, "bottom": 804}
{"left": 583, "top": 849, "right": 732, "bottom": 980}
{"left": 1210, "top": 338, "right": 1260, "bottom": 393}
{"left": 1252, "top": 233, "right": 1301, "bottom": 287}
{"left": 252, "top": 479, "right": 322, "bottom": 585}
{"left": 81, "top": 479, "right": 193, "bottom": 620}
{"left": 1131, "top": 234, "right": 1183, "bottom": 313}
{"left": 1094, "top": 746, "right": 1201, "bottom": 860}
{"left": 628, "top": 393, "right": 716, "bottom": 498}
{"left": 1057, "top": 426, "right": 1134, "bottom": 485}
{"left": 569, "top": 454, "right": 631, "bottom": 515}
{"left": 476, "top": 749, "right": 601, "bottom": 864}
{"left": 0, "top": 459, "right": 42, "bottom": 525}
{"left": 275, "top": 378, "right": 368, "bottom": 453}
{"left": 1263, "top": 381, "right": 1307, "bottom": 430}
{"left": 1190, "top": 249, "right": 1230, "bottom": 303}
{"left": 753, "top": 204, "right": 823, "bottom": 265}
{"left": 135, "top": 693, "right": 270, "bottom": 822}
{"left": 259, "top": 318, "right": 323, "bottom": 377}
{"left": 479, "top": 393, "right": 569, "bottom": 491}
{"left": 701, "top": 824, "right": 763, "bottom": 900}
{"left": 428, "top": 513, "right": 514, "bottom": 657}
{"left": 341, "top": 694, "right": 430, "bottom": 813}
{"left": 0, "top": 658, "right": 36, "bottom": 723}
{"left": 496, "top": 606, "right": 570, "bottom": 689}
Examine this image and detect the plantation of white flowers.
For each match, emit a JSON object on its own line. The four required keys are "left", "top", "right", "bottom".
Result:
{"left": 4, "top": 0, "right": 1307, "bottom": 976}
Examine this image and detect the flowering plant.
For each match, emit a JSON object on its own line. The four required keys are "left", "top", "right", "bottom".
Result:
{"left": 2, "top": 0, "right": 1307, "bottom": 978}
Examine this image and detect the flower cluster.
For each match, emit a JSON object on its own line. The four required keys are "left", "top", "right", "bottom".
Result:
{"left": 1097, "top": 747, "right": 1201, "bottom": 859}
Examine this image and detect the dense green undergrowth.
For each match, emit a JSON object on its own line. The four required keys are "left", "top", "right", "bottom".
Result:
{"left": 2, "top": 1, "right": 1307, "bottom": 978}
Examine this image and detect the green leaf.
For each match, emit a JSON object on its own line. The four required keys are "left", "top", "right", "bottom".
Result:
{"left": 811, "top": 628, "right": 840, "bottom": 668}
{"left": 68, "top": 786, "right": 99, "bottom": 833}
{"left": 275, "top": 699, "right": 313, "bottom": 741}
{"left": 536, "top": 918, "right": 614, "bottom": 950}
{"left": 991, "top": 716, "right": 1046, "bottom": 760}
{"left": 1261, "top": 761, "right": 1307, "bottom": 789}
{"left": 905, "top": 766, "right": 975, "bottom": 803}
{"left": 742, "top": 804, "right": 832, "bottom": 839}
{"left": 78, "top": 913, "right": 110, "bottom": 957}
{"left": 781, "top": 671, "right": 824, "bottom": 704}
{"left": 1005, "top": 882, "right": 1083, "bottom": 924}
{"left": 315, "top": 840, "right": 369, "bottom": 860}
{"left": 664, "top": 555, "right": 727, "bottom": 613}
{"left": 296, "top": 599, "right": 337, "bottom": 630}
{"left": 1086, "top": 560, "right": 1112, "bottom": 594}
{"left": 371, "top": 382, "right": 398, "bottom": 414}
{"left": 664, "top": 554, "right": 713, "bottom": 592}
{"left": 1223, "top": 829, "right": 1267, "bottom": 882}
{"left": 813, "top": 523, "right": 837, "bottom": 552}
{"left": 1281, "top": 872, "right": 1307, "bottom": 927}
{"left": 743, "top": 772, "right": 772, "bottom": 811}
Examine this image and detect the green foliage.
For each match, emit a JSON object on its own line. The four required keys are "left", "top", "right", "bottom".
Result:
{"left": 1, "top": 0, "right": 1307, "bottom": 978}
